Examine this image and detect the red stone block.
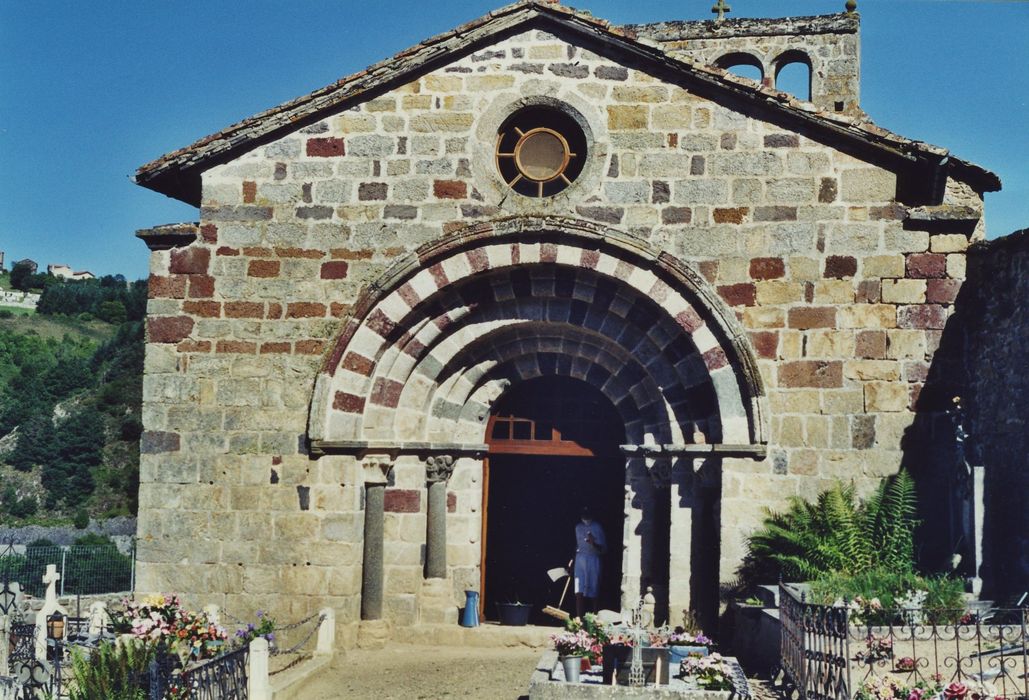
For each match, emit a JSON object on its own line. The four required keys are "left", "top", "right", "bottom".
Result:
{"left": 177, "top": 340, "right": 211, "bottom": 353}
{"left": 824, "top": 255, "right": 857, "bottom": 279}
{"left": 342, "top": 353, "right": 375, "bottom": 376}
{"left": 200, "top": 224, "right": 218, "bottom": 243}
{"left": 384, "top": 489, "right": 421, "bottom": 513}
{"left": 247, "top": 260, "right": 280, "bottom": 278}
{"left": 371, "top": 377, "right": 404, "bottom": 408}
{"left": 216, "top": 246, "right": 239, "bottom": 256}
{"left": 698, "top": 261, "right": 719, "bottom": 283}
{"left": 779, "top": 360, "right": 843, "bottom": 388}
{"left": 856, "top": 280, "right": 881, "bottom": 303}
{"left": 169, "top": 247, "right": 210, "bottom": 275}
{"left": 788, "top": 307, "right": 837, "bottom": 329}
{"left": 703, "top": 347, "right": 727, "bottom": 371}
{"left": 905, "top": 253, "right": 946, "bottom": 279}
{"left": 215, "top": 340, "right": 257, "bottom": 354}
{"left": 148, "top": 274, "right": 187, "bottom": 299}
{"left": 676, "top": 308, "right": 703, "bottom": 333}
{"left": 749, "top": 258, "right": 785, "bottom": 280}
{"left": 242, "top": 246, "right": 274, "bottom": 257}
{"left": 318, "top": 262, "right": 350, "bottom": 283}
{"left": 183, "top": 301, "right": 221, "bottom": 318}
{"left": 267, "top": 303, "right": 283, "bottom": 319}
{"left": 718, "top": 283, "right": 756, "bottom": 307}
{"left": 366, "top": 309, "right": 397, "bottom": 338}
{"left": 306, "top": 137, "right": 345, "bottom": 157}
{"left": 897, "top": 304, "right": 947, "bottom": 330}
{"left": 855, "top": 330, "right": 887, "bottom": 359}
{"left": 329, "top": 302, "right": 351, "bottom": 318}
{"left": 242, "top": 181, "right": 257, "bottom": 203}
{"left": 433, "top": 179, "right": 467, "bottom": 199}
{"left": 749, "top": 331, "right": 778, "bottom": 359}
{"left": 713, "top": 207, "right": 748, "bottom": 224}
{"left": 275, "top": 247, "right": 324, "bottom": 259}
{"left": 224, "top": 301, "right": 264, "bottom": 319}
{"left": 295, "top": 340, "right": 326, "bottom": 355}
{"left": 260, "top": 342, "right": 291, "bottom": 354}
{"left": 926, "top": 278, "right": 961, "bottom": 304}
{"left": 286, "top": 302, "right": 327, "bottom": 318}
{"left": 188, "top": 275, "right": 215, "bottom": 298}
{"left": 147, "top": 316, "right": 194, "bottom": 344}
{"left": 333, "top": 391, "right": 365, "bottom": 413}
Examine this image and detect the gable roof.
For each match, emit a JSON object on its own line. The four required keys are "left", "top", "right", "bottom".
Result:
{"left": 134, "top": 0, "right": 1000, "bottom": 206}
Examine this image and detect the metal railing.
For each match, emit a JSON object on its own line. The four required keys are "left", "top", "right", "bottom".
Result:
{"left": 175, "top": 644, "right": 249, "bottom": 700}
{"left": 0, "top": 543, "right": 134, "bottom": 597}
{"left": 780, "top": 583, "right": 1029, "bottom": 700}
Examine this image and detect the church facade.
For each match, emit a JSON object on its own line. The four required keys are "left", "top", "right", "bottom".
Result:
{"left": 134, "top": 2, "right": 998, "bottom": 642}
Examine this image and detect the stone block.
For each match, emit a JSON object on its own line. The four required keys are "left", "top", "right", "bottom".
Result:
{"left": 863, "top": 255, "right": 906, "bottom": 278}
{"left": 845, "top": 360, "right": 901, "bottom": 381}
{"left": 839, "top": 304, "right": 897, "bottom": 329}
{"left": 607, "top": 105, "right": 648, "bottom": 130}
{"left": 840, "top": 168, "right": 896, "bottom": 202}
{"left": 779, "top": 360, "right": 843, "bottom": 388}
{"left": 926, "top": 278, "right": 961, "bottom": 304}
{"left": 881, "top": 279, "right": 927, "bottom": 304}
{"left": 749, "top": 257, "right": 785, "bottom": 280}
{"left": 788, "top": 306, "right": 836, "bottom": 329}
{"left": 864, "top": 382, "right": 909, "bottom": 412}
{"left": 896, "top": 304, "right": 947, "bottom": 330}
{"left": 806, "top": 330, "right": 852, "bottom": 357}
{"left": 930, "top": 234, "right": 969, "bottom": 253}
{"left": 946, "top": 254, "right": 966, "bottom": 279}
{"left": 886, "top": 330, "right": 927, "bottom": 359}
{"left": 906, "top": 253, "right": 947, "bottom": 279}
{"left": 855, "top": 330, "right": 887, "bottom": 359}
{"left": 148, "top": 316, "right": 194, "bottom": 343}
{"left": 813, "top": 281, "right": 854, "bottom": 304}
{"left": 756, "top": 281, "right": 804, "bottom": 305}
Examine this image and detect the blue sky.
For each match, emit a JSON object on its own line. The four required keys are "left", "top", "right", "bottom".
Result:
{"left": 0, "top": 1, "right": 1025, "bottom": 280}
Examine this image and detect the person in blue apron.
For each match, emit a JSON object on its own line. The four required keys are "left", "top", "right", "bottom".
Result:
{"left": 574, "top": 506, "right": 607, "bottom": 618}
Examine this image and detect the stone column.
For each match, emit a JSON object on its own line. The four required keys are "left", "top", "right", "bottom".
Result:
{"left": 360, "top": 455, "right": 392, "bottom": 622}
{"left": 424, "top": 455, "right": 455, "bottom": 580}
{"left": 668, "top": 459, "right": 695, "bottom": 622}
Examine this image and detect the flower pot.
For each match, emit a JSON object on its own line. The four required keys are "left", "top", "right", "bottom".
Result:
{"left": 561, "top": 655, "right": 583, "bottom": 683}
{"left": 669, "top": 644, "right": 709, "bottom": 669}
{"left": 496, "top": 602, "right": 531, "bottom": 626}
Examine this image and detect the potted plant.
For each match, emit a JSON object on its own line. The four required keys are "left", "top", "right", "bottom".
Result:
{"left": 551, "top": 629, "right": 595, "bottom": 683}
{"left": 496, "top": 597, "right": 532, "bottom": 626}
{"left": 679, "top": 651, "right": 735, "bottom": 691}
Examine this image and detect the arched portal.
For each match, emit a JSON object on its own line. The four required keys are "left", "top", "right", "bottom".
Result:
{"left": 308, "top": 216, "right": 768, "bottom": 625}
{"left": 482, "top": 376, "right": 626, "bottom": 624}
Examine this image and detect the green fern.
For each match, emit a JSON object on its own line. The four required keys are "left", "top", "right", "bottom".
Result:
{"left": 741, "top": 469, "right": 919, "bottom": 583}
{"left": 67, "top": 639, "right": 154, "bottom": 700}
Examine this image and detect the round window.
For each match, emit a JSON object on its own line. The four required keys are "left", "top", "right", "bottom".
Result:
{"left": 496, "top": 106, "right": 587, "bottom": 198}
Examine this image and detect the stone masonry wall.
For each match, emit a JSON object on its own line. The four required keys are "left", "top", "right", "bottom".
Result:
{"left": 628, "top": 13, "right": 860, "bottom": 113}
{"left": 961, "top": 230, "right": 1029, "bottom": 599}
{"left": 137, "top": 24, "right": 984, "bottom": 634}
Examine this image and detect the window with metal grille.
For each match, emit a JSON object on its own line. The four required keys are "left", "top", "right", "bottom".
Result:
{"left": 495, "top": 106, "right": 587, "bottom": 198}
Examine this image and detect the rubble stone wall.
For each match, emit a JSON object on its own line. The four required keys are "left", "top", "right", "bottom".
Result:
{"left": 962, "top": 230, "right": 1029, "bottom": 599}
{"left": 136, "top": 25, "right": 984, "bottom": 636}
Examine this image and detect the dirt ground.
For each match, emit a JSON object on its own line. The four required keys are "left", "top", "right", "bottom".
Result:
{"left": 296, "top": 643, "right": 545, "bottom": 699}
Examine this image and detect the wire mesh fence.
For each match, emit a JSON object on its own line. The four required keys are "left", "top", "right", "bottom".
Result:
{"left": 0, "top": 542, "right": 134, "bottom": 597}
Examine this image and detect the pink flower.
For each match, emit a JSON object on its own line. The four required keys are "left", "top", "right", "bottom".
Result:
{"left": 944, "top": 682, "right": 969, "bottom": 700}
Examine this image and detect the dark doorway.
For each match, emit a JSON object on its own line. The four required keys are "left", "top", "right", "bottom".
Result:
{"left": 482, "top": 377, "right": 625, "bottom": 625}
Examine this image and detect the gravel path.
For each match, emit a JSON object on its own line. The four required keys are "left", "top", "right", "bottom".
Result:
{"left": 296, "top": 643, "right": 544, "bottom": 699}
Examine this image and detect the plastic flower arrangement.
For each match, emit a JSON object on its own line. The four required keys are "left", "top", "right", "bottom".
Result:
{"left": 234, "top": 610, "right": 277, "bottom": 648}
{"left": 551, "top": 630, "right": 597, "bottom": 659}
{"left": 115, "top": 593, "right": 227, "bottom": 664}
{"left": 895, "top": 656, "right": 917, "bottom": 672}
{"left": 679, "top": 652, "right": 735, "bottom": 690}
{"left": 855, "top": 675, "right": 942, "bottom": 700}
{"left": 846, "top": 596, "right": 886, "bottom": 626}
{"left": 653, "top": 626, "right": 713, "bottom": 647}
{"left": 854, "top": 634, "right": 894, "bottom": 663}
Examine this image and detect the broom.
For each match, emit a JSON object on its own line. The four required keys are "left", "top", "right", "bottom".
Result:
{"left": 542, "top": 559, "right": 573, "bottom": 621}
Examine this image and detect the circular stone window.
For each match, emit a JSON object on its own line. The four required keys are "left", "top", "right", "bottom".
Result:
{"left": 496, "top": 106, "right": 587, "bottom": 198}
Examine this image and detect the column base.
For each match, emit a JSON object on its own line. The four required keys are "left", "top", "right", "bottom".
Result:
{"left": 417, "top": 578, "right": 459, "bottom": 625}
{"left": 356, "top": 619, "right": 391, "bottom": 649}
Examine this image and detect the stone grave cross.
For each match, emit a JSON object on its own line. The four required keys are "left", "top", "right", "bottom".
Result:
{"left": 626, "top": 594, "right": 654, "bottom": 687}
{"left": 34, "top": 564, "right": 67, "bottom": 661}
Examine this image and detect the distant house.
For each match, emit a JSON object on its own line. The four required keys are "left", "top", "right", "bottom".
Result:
{"left": 48, "top": 264, "right": 95, "bottom": 281}
{"left": 13, "top": 259, "right": 37, "bottom": 274}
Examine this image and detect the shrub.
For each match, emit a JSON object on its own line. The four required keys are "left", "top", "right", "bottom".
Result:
{"left": 743, "top": 470, "right": 918, "bottom": 582}
{"left": 67, "top": 638, "right": 157, "bottom": 700}
{"left": 810, "top": 568, "right": 965, "bottom": 624}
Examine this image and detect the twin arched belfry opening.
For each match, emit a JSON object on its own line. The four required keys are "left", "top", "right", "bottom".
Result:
{"left": 307, "top": 217, "right": 767, "bottom": 626}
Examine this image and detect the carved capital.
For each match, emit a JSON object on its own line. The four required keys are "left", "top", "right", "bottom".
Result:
{"left": 361, "top": 454, "right": 393, "bottom": 485}
{"left": 425, "top": 454, "right": 456, "bottom": 484}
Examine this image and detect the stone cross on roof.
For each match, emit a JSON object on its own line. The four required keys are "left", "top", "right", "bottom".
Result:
{"left": 711, "top": 0, "right": 731, "bottom": 21}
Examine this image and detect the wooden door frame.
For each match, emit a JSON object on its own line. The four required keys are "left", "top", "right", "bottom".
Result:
{"left": 478, "top": 412, "right": 616, "bottom": 620}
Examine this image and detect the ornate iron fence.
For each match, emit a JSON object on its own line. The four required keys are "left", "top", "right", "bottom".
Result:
{"left": 173, "top": 645, "right": 249, "bottom": 700}
{"left": 780, "top": 583, "right": 1029, "bottom": 700}
{"left": 780, "top": 583, "right": 852, "bottom": 700}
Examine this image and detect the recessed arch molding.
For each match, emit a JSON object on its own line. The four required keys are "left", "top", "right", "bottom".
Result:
{"left": 307, "top": 216, "right": 768, "bottom": 459}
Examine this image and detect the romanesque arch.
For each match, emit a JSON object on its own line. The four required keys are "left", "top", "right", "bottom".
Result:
{"left": 308, "top": 216, "right": 768, "bottom": 453}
